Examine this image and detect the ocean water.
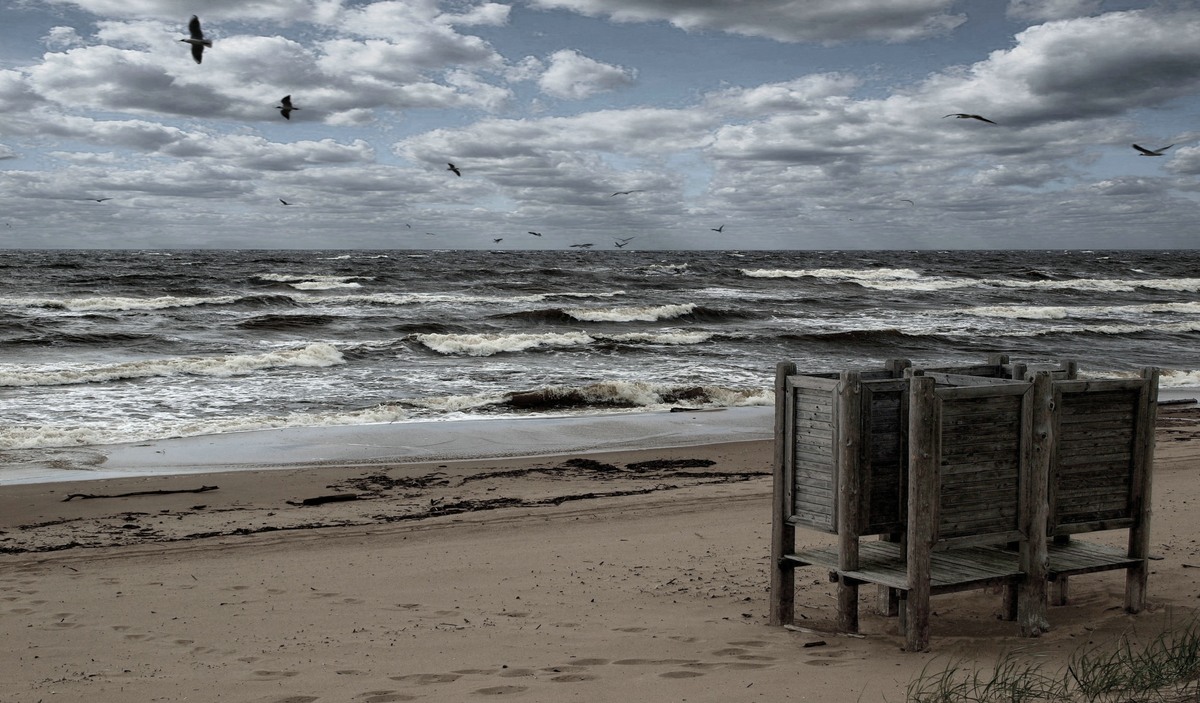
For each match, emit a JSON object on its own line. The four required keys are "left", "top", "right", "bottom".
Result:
{"left": 3, "top": 248, "right": 1199, "bottom": 455}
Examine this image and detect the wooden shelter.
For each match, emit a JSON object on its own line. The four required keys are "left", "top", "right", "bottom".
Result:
{"left": 769, "top": 356, "right": 1157, "bottom": 651}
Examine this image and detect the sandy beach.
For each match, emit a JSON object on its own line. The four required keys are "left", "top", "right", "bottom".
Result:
{"left": 3, "top": 406, "right": 1200, "bottom": 702}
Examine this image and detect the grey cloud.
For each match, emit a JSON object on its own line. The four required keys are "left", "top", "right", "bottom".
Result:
{"left": 526, "top": 0, "right": 965, "bottom": 43}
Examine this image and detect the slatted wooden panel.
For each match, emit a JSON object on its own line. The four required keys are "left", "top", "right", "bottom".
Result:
{"left": 936, "top": 387, "right": 1028, "bottom": 543}
{"left": 1052, "top": 382, "right": 1144, "bottom": 531}
{"left": 788, "top": 378, "right": 838, "bottom": 532}
{"left": 862, "top": 381, "right": 906, "bottom": 534}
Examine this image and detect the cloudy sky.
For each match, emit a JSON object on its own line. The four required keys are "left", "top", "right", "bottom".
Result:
{"left": 1, "top": 0, "right": 1198, "bottom": 250}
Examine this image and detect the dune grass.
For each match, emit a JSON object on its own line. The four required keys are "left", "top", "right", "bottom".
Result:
{"left": 905, "top": 615, "right": 1200, "bottom": 702}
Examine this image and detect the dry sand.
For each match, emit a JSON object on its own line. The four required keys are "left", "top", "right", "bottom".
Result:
{"left": 3, "top": 407, "right": 1200, "bottom": 702}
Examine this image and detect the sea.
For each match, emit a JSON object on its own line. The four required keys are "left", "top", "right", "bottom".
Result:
{"left": 3, "top": 248, "right": 1200, "bottom": 458}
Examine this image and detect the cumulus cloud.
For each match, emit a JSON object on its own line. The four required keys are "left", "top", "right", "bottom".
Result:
{"left": 526, "top": 0, "right": 965, "bottom": 43}
{"left": 912, "top": 9, "right": 1200, "bottom": 125}
{"left": 537, "top": 50, "right": 635, "bottom": 100}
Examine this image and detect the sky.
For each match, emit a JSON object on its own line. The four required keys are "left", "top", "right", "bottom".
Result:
{"left": 1, "top": 0, "right": 1198, "bottom": 250}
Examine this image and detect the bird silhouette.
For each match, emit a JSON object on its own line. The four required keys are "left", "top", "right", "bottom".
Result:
{"left": 570, "top": 243, "right": 594, "bottom": 248}
{"left": 181, "top": 16, "right": 212, "bottom": 64}
{"left": 493, "top": 238, "right": 503, "bottom": 243}
{"left": 610, "top": 190, "right": 642, "bottom": 197}
{"left": 900, "top": 199, "right": 915, "bottom": 206}
{"left": 614, "top": 240, "right": 629, "bottom": 248}
{"left": 711, "top": 224, "right": 725, "bottom": 233}
{"left": 944, "top": 113, "right": 996, "bottom": 124}
{"left": 279, "top": 198, "right": 291, "bottom": 205}
{"left": 528, "top": 231, "right": 542, "bottom": 236}
{"left": 276, "top": 95, "right": 298, "bottom": 120}
{"left": 447, "top": 163, "right": 461, "bottom": 176}
{"left": 1132, "top": 144, "right": 1174, "bottom": 156}
{"left": 92, "top": 197, "right": 112, "bottom": 203}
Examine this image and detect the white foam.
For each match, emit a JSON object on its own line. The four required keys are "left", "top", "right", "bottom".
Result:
{"left": 0, "top": 342, "right": 345, "bottom": 388}
{"left": 414, "top": 331, "right": 595, "bottom": 356}
{"left": 564, "top": 303, "right": 697, "bottom": 322}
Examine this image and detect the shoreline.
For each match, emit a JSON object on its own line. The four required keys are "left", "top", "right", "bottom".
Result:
{"left": 0, "top": 406, "right": 775, "bottom": 486}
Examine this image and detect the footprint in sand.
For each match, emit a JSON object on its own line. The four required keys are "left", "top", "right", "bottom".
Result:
{"left": 472, "top": 686, "right": 527, "bottom": 695}
{"left": 564, "top": 658, "right": 608, "bottom": 666}
{"left": 388, "top": 673, "right": 462, "bottom": 685}
{"left": 550, "top": 673, "right": 597, "bottom": 682}
{"left": 254, "top": 670, "right": 300, "bottom": 680}
{"left": 356, "top": 692, "right": 417, "bottom": 702}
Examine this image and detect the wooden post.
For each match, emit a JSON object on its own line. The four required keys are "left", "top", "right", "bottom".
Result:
{"left": 905, "top": 375, "right": 937, "bottom": 652}
{"left": 878, "top": 359, "right": 909, "bottom": 618}
{"left": 1019, "top": 371, "right": 1051, "bottom": 636}
{"left": 770, "top": 361, "right": 797, "bottom": 626}
{"left": 836, "top": 370, "right": 863, "bottom": 633}
{"left": 1126, "top": 367, "right": 1159, "bottom": 613}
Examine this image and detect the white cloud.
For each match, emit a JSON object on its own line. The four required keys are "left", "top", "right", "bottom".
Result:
{"left": 43, "top": 26, "right": 86, "bottom": 49}
{"left": 537, "top": 49, "right": 635, "bottom": 99}
{"left": 526, "top": 0, "right": 965, "bottom": 43}
{"left": 1007, "top": 0, "right": 1104, "bottom": 22}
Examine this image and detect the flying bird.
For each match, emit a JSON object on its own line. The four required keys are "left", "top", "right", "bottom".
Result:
{"left": 900, "top": 199, "right": 915, "bottom": 206}
{"left": 711, "top": 224, "right": 725, "bottom": 233}
{"left": 570, "top": 243, "right": 594, "bottom": 248}
{"left": 1132, "top": 144, "right": 1174, "bottom": 156}
{"left": 527, "top": 231, "right": 542, "bottom": 236}
{"left": 447, "top": 163, "right": 461, "bottom": 176}
{"left": 181, "top": 15, "right": 212, "bottom": 64}
{"left": 493, "top": 238, "right": 503, "bottom": 243}
{"left": 279, "top": 198, "right": 291, "bottom": 205}
{"left": 610, "top": 190, "right": 643, "bottom": 197}
{"left": 614, "top": 240, "right": 630, "bottom": 248}
{"left": 92, "top": 197, "right": 112, "bottom": 203}
{"left": 276, "top": 95, "right": 299, "bottom": 120}
{"left": 944, "top": 113, "right": 997, "bottom": 124}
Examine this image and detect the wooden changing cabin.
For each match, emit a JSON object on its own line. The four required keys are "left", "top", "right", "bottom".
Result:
{"left": 768, "top": 355, "right": 1157, "bottom": 651}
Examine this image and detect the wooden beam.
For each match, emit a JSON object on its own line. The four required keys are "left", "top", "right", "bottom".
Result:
{"left": 906, "top": 375, "right": 937, "bottom": 652}
{"left": 770, "top": 361, "right": 797, "bottom": 626}
{"left": 836, "top": 370, "right": 863, "bottom": 633}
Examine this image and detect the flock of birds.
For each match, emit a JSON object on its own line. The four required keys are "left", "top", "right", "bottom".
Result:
{"left": 164, "top": 17, "right": 1179, "bottom": 248}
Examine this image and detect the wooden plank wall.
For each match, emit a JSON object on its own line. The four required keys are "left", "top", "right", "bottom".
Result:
{"left": 936, "top": 389, "right": 1027, "bottom": 544}
{"left": 788, "top": 377, "right": 838, "bottom": 533}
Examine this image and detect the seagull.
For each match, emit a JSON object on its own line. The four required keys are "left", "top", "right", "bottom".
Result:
{"left": 528, "top": 231, "right": 542, "bottom": 237}
{"left": 181, "top": 15, "right": 212, "bottom": 64}
{"left": 616, "top": 236, "right": 636, "bottom": 244}
{"left": 1132, "top": 144, "right": 1174, "bottom": 156}
{"left": 900, "top": 199, "right": 915, "bottom": 206}
{"left": 610, "top": 190, "right": 643, "bottom": 197}
{"left": 276, "top": 95, "right": 299, "bottom": 120}
{"left": 614, "top": 240, "right": 630, "bottom": 248}
{"left": 447, "top": 163, "right": 461, "bottom": 176}
{"left": 711, "top": 224, "right": 725, "bottom": 233}
{"left": 493, "top": 238, "right": 503, "bottom": 243}
{"left": 92, "top": 197, "right": 112, "bottom": 203}
{"left": 279, "top": 198, "right": 291, "bottom": 205}
{"left": 944, "top": 113, "right": 997, "bottom": 124}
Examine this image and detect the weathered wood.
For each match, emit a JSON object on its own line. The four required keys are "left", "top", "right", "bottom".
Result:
{"left": 906, "top": 375, "right": 937, "bottom": 652}
{"left": 836, "top": 370, "right": 863, "bottom": 633}
{"left": 1126, "top": 367, "right": 1158, "bottom": 612}
{"left": 1019, "top": 371, "right": 1051, "bottom": 636}
{"left": 770, "top": 361, "right": 797, "bottom": 626}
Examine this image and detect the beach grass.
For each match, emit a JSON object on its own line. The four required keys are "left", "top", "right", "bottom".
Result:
{"left": 905, "top": 615, "right": 1200, "bottom": 702}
